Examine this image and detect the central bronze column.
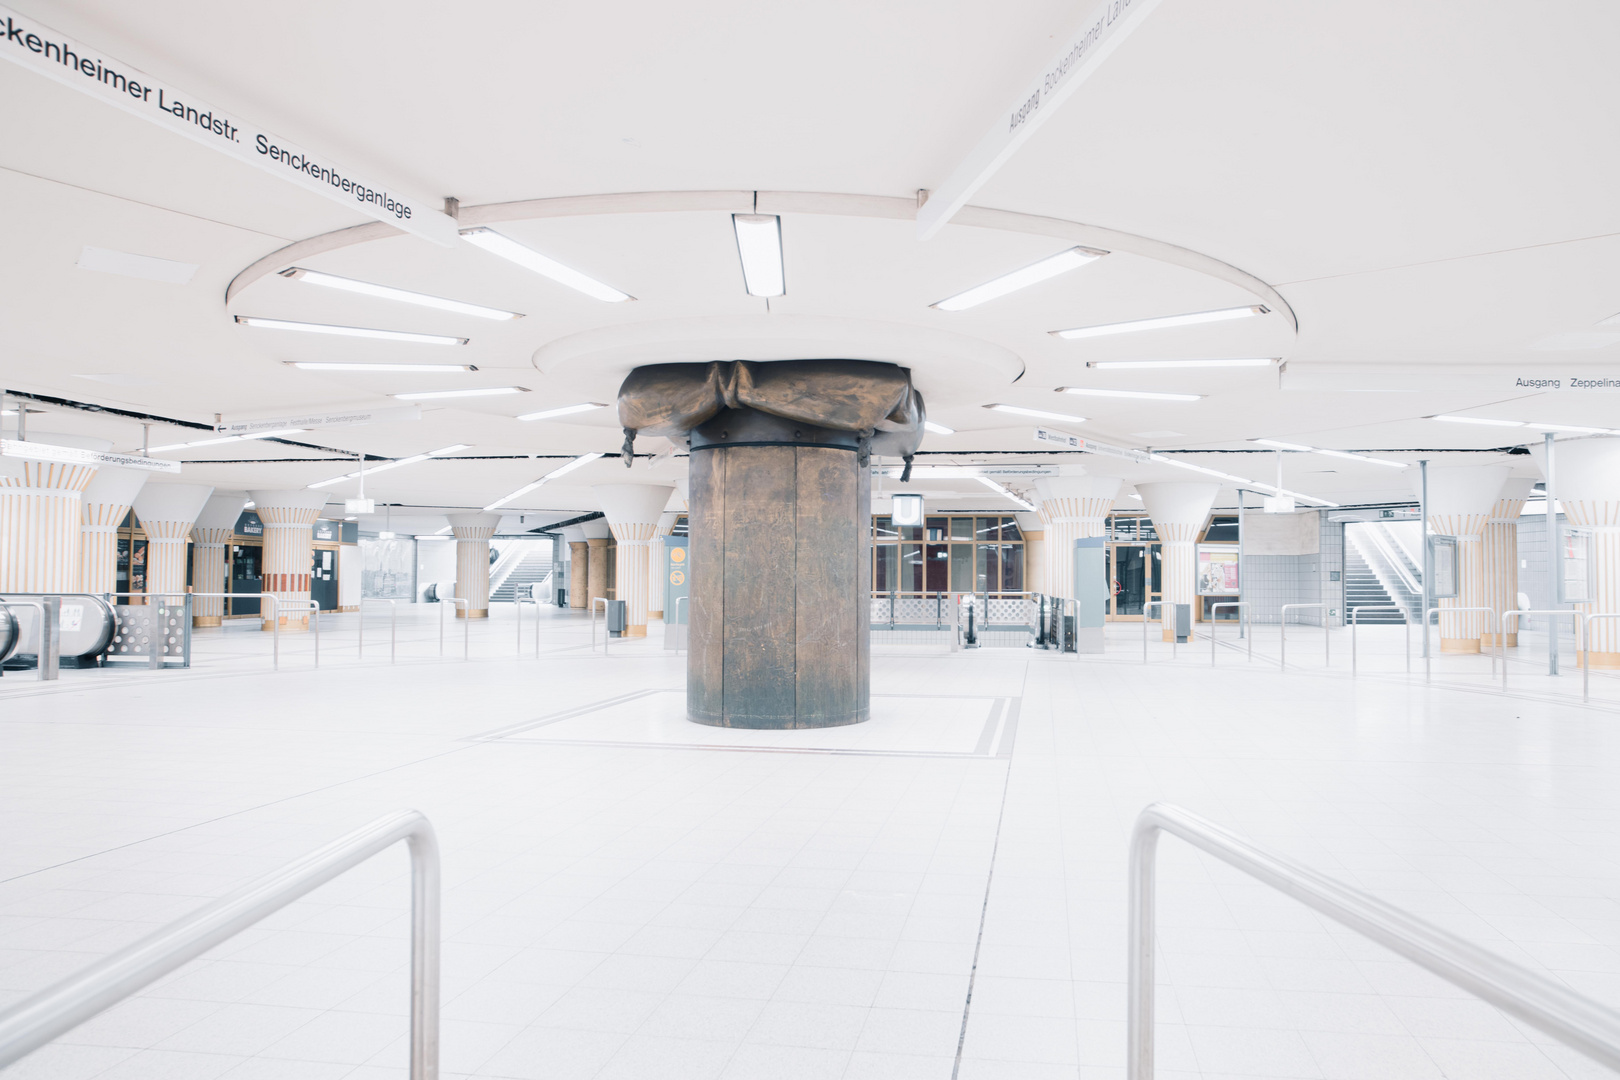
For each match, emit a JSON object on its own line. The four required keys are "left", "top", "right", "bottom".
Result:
{"left": 616, "top": 359, "right": 925, "bottom": 729}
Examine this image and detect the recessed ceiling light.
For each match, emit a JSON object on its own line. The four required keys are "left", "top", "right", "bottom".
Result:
{"left": 483, "top": 452, "right": 605, "bottom": 511}
{"left": 932, "top": 247, "right": 1106, "bottom": 312}
{"left": 459, "top": 228, "right": 632, "bottom": 303}
{"left": 1086, "top": 357, "right": 1278, "bottom": 370}
{"left": 279, "top": 267, "right": 522, "bottom": 320}
{"left": 392, "top": 387, "right": 529, "bottom": 400}
{"left": 923, "top": 421, "right": 956, "bottom": 435}
{"left": 234, "top": 316, "right": 468, "bottom": 345}
{"left": 1430, "top": 415, "right": 1524, "bottom": 427}
{"left": 146, "top": 428, "right": 307, "bottom": 453}
{"left": 1529, "top": 422, "right": 1613, "bottom": 435}
{"left": 732, "top": 214, "right": 785, "bottom": 298}
{"left": 985, "top": 404, "right": 1088, "bottom": 424}
{"left": 287, "top": 362, "right": 478, "bottom": 372}
{"left": 1051, "top": 305, "right": 1268, "bottom": 340}
{"left": 307, "top": 444, "right": 471, "bottom": 489}
{"left": 1149, "top": 453, "right": 1339, "bottom": 507}
{"left": 1056, "top": 387, "right": 1203, "bottom": 402}
{"left": 1252, "top": 438, "right": 1313, "bottom": 452}
{"left": 517, "top": 403, "right": 609, "bottom": 422}
{"left": 76, "top": 246, "right": 197, "bottom": 285}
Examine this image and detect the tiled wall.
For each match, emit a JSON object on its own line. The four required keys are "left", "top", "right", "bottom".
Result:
{"left": 1516, "top": 512, "right": 1568, "bottom": 622}
{"left": 1238, "top": 511, "right": 1340, "bottom": 626}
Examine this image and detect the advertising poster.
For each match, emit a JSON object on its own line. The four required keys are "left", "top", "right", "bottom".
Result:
{"left": 1196, "top": 544, "right": 1240, "bottom": 595}
{"left": 1562, "top": 527, "right": 1592, "bottom": 604}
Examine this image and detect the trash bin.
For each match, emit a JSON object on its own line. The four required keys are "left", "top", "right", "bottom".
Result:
{"left": 607, "top": 599, "right": 627, "bottom": 636}
{"left": 1174, "top": 603, "right": 1192, "bottom": 643}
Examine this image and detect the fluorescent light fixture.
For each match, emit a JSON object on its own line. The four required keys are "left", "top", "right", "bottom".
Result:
{"left": 1052, "top": 305, "right": 1267, "bottom": 340}
{"left": 932, "top": 247, "right": 1106, "bottom": 312}
{"left": 1430, "top": 415, "right": 1524, "bottom": 427}
{"left": 923, "top": 421, "right": 956, "bottom": 435}
{"left": 1057, "top": 387, "right": 1203, "bottom": 402}
{"left": 482, "top": 452, "right": 605, "bottom": 511}
{"left": 985, "top": 404, "right": 1088, "bottom": 424}
{"left": 146, "top": 428, "right": 307, "bottom": 453}
{"left": 517, "top": 402, "right": 609, "bottom": 422}
{"left": 288, "top": 361, "right": 477, "bottom": 373}
{"left": 279, "top": 267, "right": 522, "bottom": 320}
{"left": 459, "top": 227, "right": 632, "bottom": 303}
{"left": 392, "top": 386, "right": 528, "bottom": 401}
{"left": 1086, "top": 357, "right": 1278, "bottom": 370}
{"left": 1149, "top": 452, "right": 1340, "bottom": 507}
{"left": 77, "top": 246, "right": 197, "bottom": 285}
{"left": 233, "top": 315, "right": 468, "bottom": 345}
{"left": 307, "top": 444, "right": 471, "bottom": 489}
{"left": 1530, "top": 422, "right": 1613, "bottom": 435}
{"left": 732, "top": 214, "right": 785, "bottom": 297}
{"left": 976, "top": 475, "right": 1036, "bottom": 511}
{"left": 1254, "top": 439, "right": 1408, "bottom": 469}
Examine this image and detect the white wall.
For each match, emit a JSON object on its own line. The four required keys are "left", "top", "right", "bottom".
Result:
{"left": 338, "top": 545, "right": 361, "bottom": 608}
{"left": 416, "top": 539, "right": 457, "bottom": 602}
{"left": 1244, "top": 511, "right": 1320, "bottom": 555}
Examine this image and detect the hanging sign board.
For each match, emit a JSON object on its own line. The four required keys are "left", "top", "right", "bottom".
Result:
{"left": 1196, "top": 544, "right": 1240, "bottom": 596}
{"left": 216, "top": 405, "right": 421, "bottom": 436}
{"left": 0, "top": 439, "right": 181, "bottom": 473}
{"left": 0, "top": 5, "right": 456, "bottom": 246}
{"left": 917, "top": 0, "right": 1165, "bottom": 239}
{"left": 1033, "top": 427, "right": 1152, "bottom": 463}
{"left": 1560, "top": 527, "right": 1593, "bottom": 604}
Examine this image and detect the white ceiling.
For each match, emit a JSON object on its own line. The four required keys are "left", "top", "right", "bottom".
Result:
{"left": 4, "top": 0, "right": 1612, "bottom": 529}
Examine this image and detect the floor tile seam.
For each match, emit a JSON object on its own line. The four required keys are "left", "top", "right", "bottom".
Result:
{"left": 947, "top": 749, "right": 1016, "bottom": 1080}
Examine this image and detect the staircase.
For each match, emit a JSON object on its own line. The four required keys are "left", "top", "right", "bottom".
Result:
{"left": 1344, "top": 522, "right": 1423, "bottom": 624}
{"left": 491, "top": 549, "right": 554, "bottom": 602}
{"left": 1344, "top": 547, "right": 1404, "bottom": 623}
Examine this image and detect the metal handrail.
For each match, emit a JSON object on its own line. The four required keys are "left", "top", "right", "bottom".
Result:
{"left": 437, "top": 597, "right": 469, "bottom": 659}
{"left": 0, "top": 810, "right": 440, "bottom": 1078}
{"left": 279, "top": 599, "right": 321, "bottom": 669}
{"left": 1502, "top": 610, "right": 1585, "bottom": 695}
{"left": 1142, "top": 600, "right": 1170, "bottom": 662}
{"left": 1586, "top": 614, "right": 1620, "bottom": 704}
{"left": 673, "top": 595, "right": 689, "bottom": 656}
{"left": 0, "top": 599, "right": 56, "bottom": 681}
{"left": 1421, "top": 604, "right": 1495, "bottom": 681}
{"left": 1128, "top": 802, "right": 1620, "bottom": 1077}
{"left": 1279, "top": 603, "right": 1327, "bottom": 669}
{"left": 179, "top": 593, "right": 284, "bottom": 670}
{"left": 360, "top": 598, "right": 397, "bottom": 663}
{"left": 590, "top": 597, "right": 610, "bottom": 656}
{"left": 1350, "top": 605, "right": 1410, "bottom": 676}
{"left": 1209, "top": 602, "right": 1249, "bottom": 666}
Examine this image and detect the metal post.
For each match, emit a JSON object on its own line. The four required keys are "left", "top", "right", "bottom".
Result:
{"left": 1546, "top": 432, "right": 1559, "bottom": 675}
{"left": 1237, "top": 489, "right": 1246, "bottom": 640}
{"left": 270, "top": 596, "right": 280, "bottom": 672}
{"left": 1420, "top": 458, "right": 1431, "bottom": 679}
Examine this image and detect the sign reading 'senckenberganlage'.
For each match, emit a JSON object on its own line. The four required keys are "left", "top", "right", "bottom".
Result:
{"left": 0, "top": 5, "right": 456, "bottom": 246}
{"left": 216, "top": 404, "right": 422, "bottom": 436}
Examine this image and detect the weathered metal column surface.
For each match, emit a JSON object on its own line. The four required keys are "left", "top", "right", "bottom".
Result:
{"left": 617, "top": 360, "right": 922, "bottom": 729}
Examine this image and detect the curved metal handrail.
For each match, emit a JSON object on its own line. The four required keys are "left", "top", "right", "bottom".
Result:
{"left": 1209, "top": 601, "right": 1249, "bottom": 666}
{"left": 1350, "top": 604, "right": 1410, "bottom": 676}
{"left": 1128, "top": 802, "right": 1620, "bottom": 1078}
{"left": 1279, "top": 603, "right": 1327, "bottom": 669}
{"left": 437, "top": 597, "right": 470, "bottom": 659}
{"left": 0, "top": 810, "right": 440, "bottom": 1078}
{"left": 590, "top": 597, "right": 611, "bottom": 656}
{"left": 360, "top": 598, "right": 398, "bottom": 664}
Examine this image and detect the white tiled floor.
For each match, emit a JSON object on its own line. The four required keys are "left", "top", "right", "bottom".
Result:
{"left": 2, "top": 605, "right": 1619, "bottom": 1079}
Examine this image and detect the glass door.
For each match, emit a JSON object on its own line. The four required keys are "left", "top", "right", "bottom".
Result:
{"left": 1109, "top": 544, "right": 1147, "bottom": 620}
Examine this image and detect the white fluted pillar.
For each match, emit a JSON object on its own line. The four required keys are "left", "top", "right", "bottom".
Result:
{"left": 594, "top": 484, "right": 675, "bottom": 638}
{"left": 1137, "top": 482, "right": 1220, "bottom": 641}
{"left": 1411, "top": 465, "right": 1508, "bottom": 652}
{"left": 0, "top": 434, "right": 108, "bottom": 593}
{"left": 583, "top": 518, "right": 612, "bottom": 612}
{"left": 1533, "top": 439, "right": 1620, "bottom": 668}
{"left": 190, "top": 492, "right": 247, "bottom": 625}
{"left": 132, "top": 484, "right": 214, "bottom": 601}
{"left": 449, "top": 512, "right": 501, "bottom": 618}
{"left": 650, "top": 511, "right": 677, "bottom": 619}
{"left": 1033, "top": 474, "right": 1121, "bottom": 601}
{"left": 1483, "top": 478, "right": 1535, "bottom": 647}
{"left": 80, "top": 465, "right": 148, "bottom": 595}
{"left": 249, "top": 489, "right": 328, "bottom": 631}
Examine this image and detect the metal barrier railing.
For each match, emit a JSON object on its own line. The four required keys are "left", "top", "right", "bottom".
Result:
{"left": 0, "top": 598, "right": 57, "bottom": 681}
{"left": 590, "top": 597, "right": 611, "bottom": 656}
{"left": 278, "top": 599, "right": 321, "bottom": 669}
{"left": 516, "top": 597, "right": 540, "bottom": 658}
{"left": 359, "top": 598, "right": 397, "bottom": 663}
{"left": 1351, "top": 605, "right": 1410, "bottom": 676}
{"left": 187, "top": 593, "right": 285, "bottom": 669}
{"left": 1143, "top": 600, "right": 1169, "bottom": 661}
{"left": 437, "top": 597, "right": 469, "bottom": 659}
{"left": 1422, "top": 605, "right": 1495, "bottom": 681}
{"left": 1127, "top": 802, "right": 1620, "bottom": 1077}
{"left": 673, "top": 595, "right": 689, "bottom": 656}
{"left": 1279, "top": 603, "right": 1327, "bottom": 669}
{"left": 1502, "top": 610, "right": 1586, "bottom": 696}
{"left": 0, "top": 810, "right": 441, "bottom": 1078}
{"left": 1209, "top": 602, "right": 1249, "bottom": 666}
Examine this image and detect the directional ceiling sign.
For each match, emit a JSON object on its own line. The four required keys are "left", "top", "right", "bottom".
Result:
{"left": 215, "top": 404, "right": 422, "bottom": 436}
{"left": 917, "top": 0, "right": 1164, "bottom": 240}
{"left": 1, "top": 439, "right": 182, "bottom": 473}
{"left": 0, "top": 5, "right": 457, "bottom": 246}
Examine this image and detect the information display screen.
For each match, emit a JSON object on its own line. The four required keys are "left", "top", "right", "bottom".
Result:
{"left": 1196, "top": 544, "right": 1240, "bottom": 595}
